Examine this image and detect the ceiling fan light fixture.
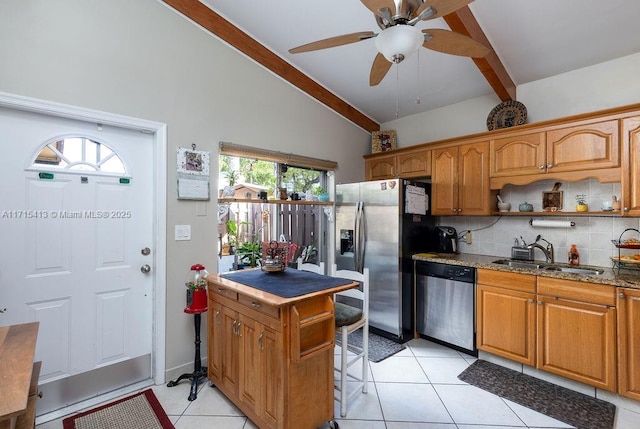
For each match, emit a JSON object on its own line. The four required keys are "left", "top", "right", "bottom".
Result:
{"left": 375, "top": 24, "right": 423, "bottom": 63}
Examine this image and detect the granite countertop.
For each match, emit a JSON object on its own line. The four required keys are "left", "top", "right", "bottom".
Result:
{"left": 412, "top": 253, "right": 640, "bottom": 290}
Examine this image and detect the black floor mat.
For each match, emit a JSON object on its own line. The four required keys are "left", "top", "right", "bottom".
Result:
{"left": 458, "top": 359, "right": 615, "bottom": 429}
{"left": 335, "top": 330, "right": 406, "bottom": 363}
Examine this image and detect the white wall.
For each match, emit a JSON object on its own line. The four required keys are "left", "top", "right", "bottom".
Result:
{"left": 0, "top": 0, "right": 370, "bottom": 379}
{"left": 381, "top": 52, "right": 640, "bottom": 266}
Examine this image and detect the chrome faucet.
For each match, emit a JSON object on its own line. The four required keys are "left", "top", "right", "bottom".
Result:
{"left": 527, "top": 237, "right": 554, "bottom": 263}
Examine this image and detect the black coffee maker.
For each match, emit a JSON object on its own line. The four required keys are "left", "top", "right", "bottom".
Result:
{"left": 434, "top": 226, "right": 458, "bottom": 253}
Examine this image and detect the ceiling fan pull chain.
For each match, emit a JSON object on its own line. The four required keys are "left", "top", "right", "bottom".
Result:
{"left": 416, "top": 50, "right": 421, "bottom": 105}
{"left": 395, "top": 64, "right": 400, "bottom": 118}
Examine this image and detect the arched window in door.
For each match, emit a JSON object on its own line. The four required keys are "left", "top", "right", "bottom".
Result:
{"left": 31, "top": 137, "right": 127, "bottom": 175}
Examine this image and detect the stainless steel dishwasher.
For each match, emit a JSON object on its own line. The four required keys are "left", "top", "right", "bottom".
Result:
{"left": 415, "top": 261, "right": 477, "bottom": 356}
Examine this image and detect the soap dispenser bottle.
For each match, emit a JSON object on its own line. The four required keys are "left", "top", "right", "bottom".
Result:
{"left": 568, "top": 244, "right": 580, "bottom": 266}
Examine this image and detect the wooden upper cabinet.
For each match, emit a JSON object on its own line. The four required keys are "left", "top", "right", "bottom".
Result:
{"left": 431, "top": 146, "right": 459, "bottom": 215}
{"left": 365, "top": 154, "right": 396, "bottom": 181}
{"left": 459, "top": 142, "right": 491, "bottom": 215}
{"left": 546, "top": 119, "right": 619, "bottom": 173}
{"left": 622, "top": 117, "right": 640, "bottom": 216}
{"left": 490, "top": 132, "right": 546, "bottom": 177}
{"left": 432, "top": 142, "right": 490, "bottom": 216}
{"left": 365, "top": 148, "right": 431, "bottom": 180}
{"left": 397, "top": 148, "right": 431, "bottom": 178}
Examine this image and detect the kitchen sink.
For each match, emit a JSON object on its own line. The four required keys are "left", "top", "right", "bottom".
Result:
{"left": 491, "top": 259, "right": 604, "bottom": 275}
{"left": 542, "top": 266, "right": 604, "bottom": 275}
{"left": 491, "top": 259, "right": 545, "bottom": 269}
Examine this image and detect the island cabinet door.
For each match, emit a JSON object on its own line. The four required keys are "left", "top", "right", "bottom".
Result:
{"left": 220, "top": 306, "right": 240, "bottom": 395}
{"left": 536, "top": 295, "right": 617, "bottom": 391}
{"left": 238, "top": 316, "right": 282, "bottom": 429}
{"left": 618, "top": 288, "right": 640, "bottom": 401}
{"left": 208, "top": 300, "right": 224, "bottom": 380}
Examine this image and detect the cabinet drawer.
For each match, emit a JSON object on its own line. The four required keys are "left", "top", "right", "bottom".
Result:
{"left": 211, "top": 285, "right": 239, "bottom": 301}
{"left": 477, "top": 269, "right": 536, "bottom": 293}
{"left": 537, "top": 277, "right": 615, "bottom": 306}
{"left": 238, "top": 294, "right": 280, "bottom": 320}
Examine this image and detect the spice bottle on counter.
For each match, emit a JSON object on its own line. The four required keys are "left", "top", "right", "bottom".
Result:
{"left": 568, "top": 244, "right": 580, "bottom": 266}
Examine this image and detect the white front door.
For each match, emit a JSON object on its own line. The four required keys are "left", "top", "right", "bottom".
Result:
{"left": 0, "top": 104, "right": 157, "bottom": 415}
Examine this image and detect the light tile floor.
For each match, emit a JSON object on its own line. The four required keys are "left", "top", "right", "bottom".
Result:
{"left": 37, "top": 338, "right": 640, "bottom": 429}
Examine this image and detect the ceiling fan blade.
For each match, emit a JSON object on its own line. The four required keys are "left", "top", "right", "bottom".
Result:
{"left": 422, "top": 28, "right": 489, "bottom": 57}
{"left": 289, "top": 31, "right": 376, "bottom": 54}
{"left": 370, "top": 53, "right": 393, "bottom": 86}
{"left": 361, "top": 0, "right": 396, "bottom": 19}
{"left": 413, "top": 0, "right": 473, "bottom": 20}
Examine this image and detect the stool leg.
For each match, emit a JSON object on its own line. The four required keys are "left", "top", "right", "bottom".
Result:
{"left": 340, "top": 327, "right": 348, "bottom": 418}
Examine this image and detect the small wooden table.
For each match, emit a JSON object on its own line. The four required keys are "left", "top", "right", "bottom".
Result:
{"left": 0, "top": 322, "right": 40, "bottom": 429}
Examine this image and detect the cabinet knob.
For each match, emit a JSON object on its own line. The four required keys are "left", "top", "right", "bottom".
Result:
{"left": 218, "top": 288, "right": 227, "bottom": 294}
{"left": 537, "top": 300, "right": 543, "bottom": 305}
{"left": 624, "top": 207, "right": 629, "bottom": 212}
{"left": 619, "top": 292, "right": 625, "bottom": 299}
{"left": 546, "top": 164, "right": 553, "bottom": 169}
{"left": 528, "top": 298, "right": 534, "bottom": 303}
{"left": 538, "top": 165, "right": 545, "bottom": 170}
{"left": 251, "top": 301, "right": 262, "bottom": 308}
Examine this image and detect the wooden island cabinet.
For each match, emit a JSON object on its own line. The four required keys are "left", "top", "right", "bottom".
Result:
{"left": 206, "top": 272, "right": 357, "bottom": 429}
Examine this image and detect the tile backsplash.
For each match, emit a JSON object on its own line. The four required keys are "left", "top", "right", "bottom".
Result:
{"left": 438, "top": 179, "right": 640, "bottom": 267}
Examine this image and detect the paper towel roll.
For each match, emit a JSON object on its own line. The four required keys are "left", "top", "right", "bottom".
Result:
{"left": 530, "top": 219, "right": 575, "bottom": 228}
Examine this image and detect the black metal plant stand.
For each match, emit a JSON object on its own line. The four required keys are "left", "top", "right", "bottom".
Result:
{"left": 167, "top": 311, "right": 209, "bottom": 401}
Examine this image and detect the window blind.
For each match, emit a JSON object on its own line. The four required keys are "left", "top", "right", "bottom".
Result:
{"left": 219, "top": 142, "right": 337, "bottom": 171}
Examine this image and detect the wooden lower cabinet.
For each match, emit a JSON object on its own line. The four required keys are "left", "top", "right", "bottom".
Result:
{"left": 476, "top": 269, "right": 536, "bottom": 366}
{"left": 536, "top": 277, "right": 617, "bottom": 392}
{"left": 617, "top": 287, "right": 640, "bottom": 400}
{"left": 208, "top": 279, "right": 339, "bottom": 429}
{"left": 477, "top": 271, "right": 621, "bottom": 393}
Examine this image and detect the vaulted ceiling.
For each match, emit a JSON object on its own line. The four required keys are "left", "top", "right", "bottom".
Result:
{"left": 164, "top": 0, "right": 640, "bottom": 132}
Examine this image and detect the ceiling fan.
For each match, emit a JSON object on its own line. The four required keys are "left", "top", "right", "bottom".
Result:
{"left": 289, "top": 0, "right": 489, "bottom": 86}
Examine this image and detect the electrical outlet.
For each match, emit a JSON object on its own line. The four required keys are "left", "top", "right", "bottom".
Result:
{"left": 466, "top": 232, "right": 472, "bottom": 244}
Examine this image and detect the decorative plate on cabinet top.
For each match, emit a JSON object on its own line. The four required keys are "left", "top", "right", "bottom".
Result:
{"left": 487, "top": 100, "right": 528, "bottom": 131}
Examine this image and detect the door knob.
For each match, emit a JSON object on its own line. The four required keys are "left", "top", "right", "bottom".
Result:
{"left": 140, "top": 264, "right": 151, "bottom": 274}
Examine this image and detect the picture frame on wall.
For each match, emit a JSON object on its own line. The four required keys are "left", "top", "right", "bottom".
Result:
{"left": 371, "top": 130, "right": 397, "bottom": 153}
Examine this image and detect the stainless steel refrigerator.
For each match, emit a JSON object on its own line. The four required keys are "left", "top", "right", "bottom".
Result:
{"left": 335, "top": 179, "right": 436, "bottom": 342}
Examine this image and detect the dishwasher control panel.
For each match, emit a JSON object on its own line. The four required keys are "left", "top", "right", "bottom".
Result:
{"left": 416, "top": 261, "right": 475, "bottom": 283}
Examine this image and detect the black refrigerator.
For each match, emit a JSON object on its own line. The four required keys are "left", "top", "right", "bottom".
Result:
{"left": 335, "top": 179, "right": 436, "bottom": 342}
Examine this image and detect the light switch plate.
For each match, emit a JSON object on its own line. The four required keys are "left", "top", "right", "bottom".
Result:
{"left": 175, "top": 225, "right": 191, "bottom": 241}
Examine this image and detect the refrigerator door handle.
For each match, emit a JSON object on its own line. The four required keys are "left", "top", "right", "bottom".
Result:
{"left": 354, "top": 201, "right": 361, "bottom": 271}
{"left": 356, "top": 201, "right": 366, "bottom": 273}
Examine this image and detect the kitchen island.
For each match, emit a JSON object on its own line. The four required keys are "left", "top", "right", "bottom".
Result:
{"left": 206, "top": 269, "right": 358, "bottom": 429}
